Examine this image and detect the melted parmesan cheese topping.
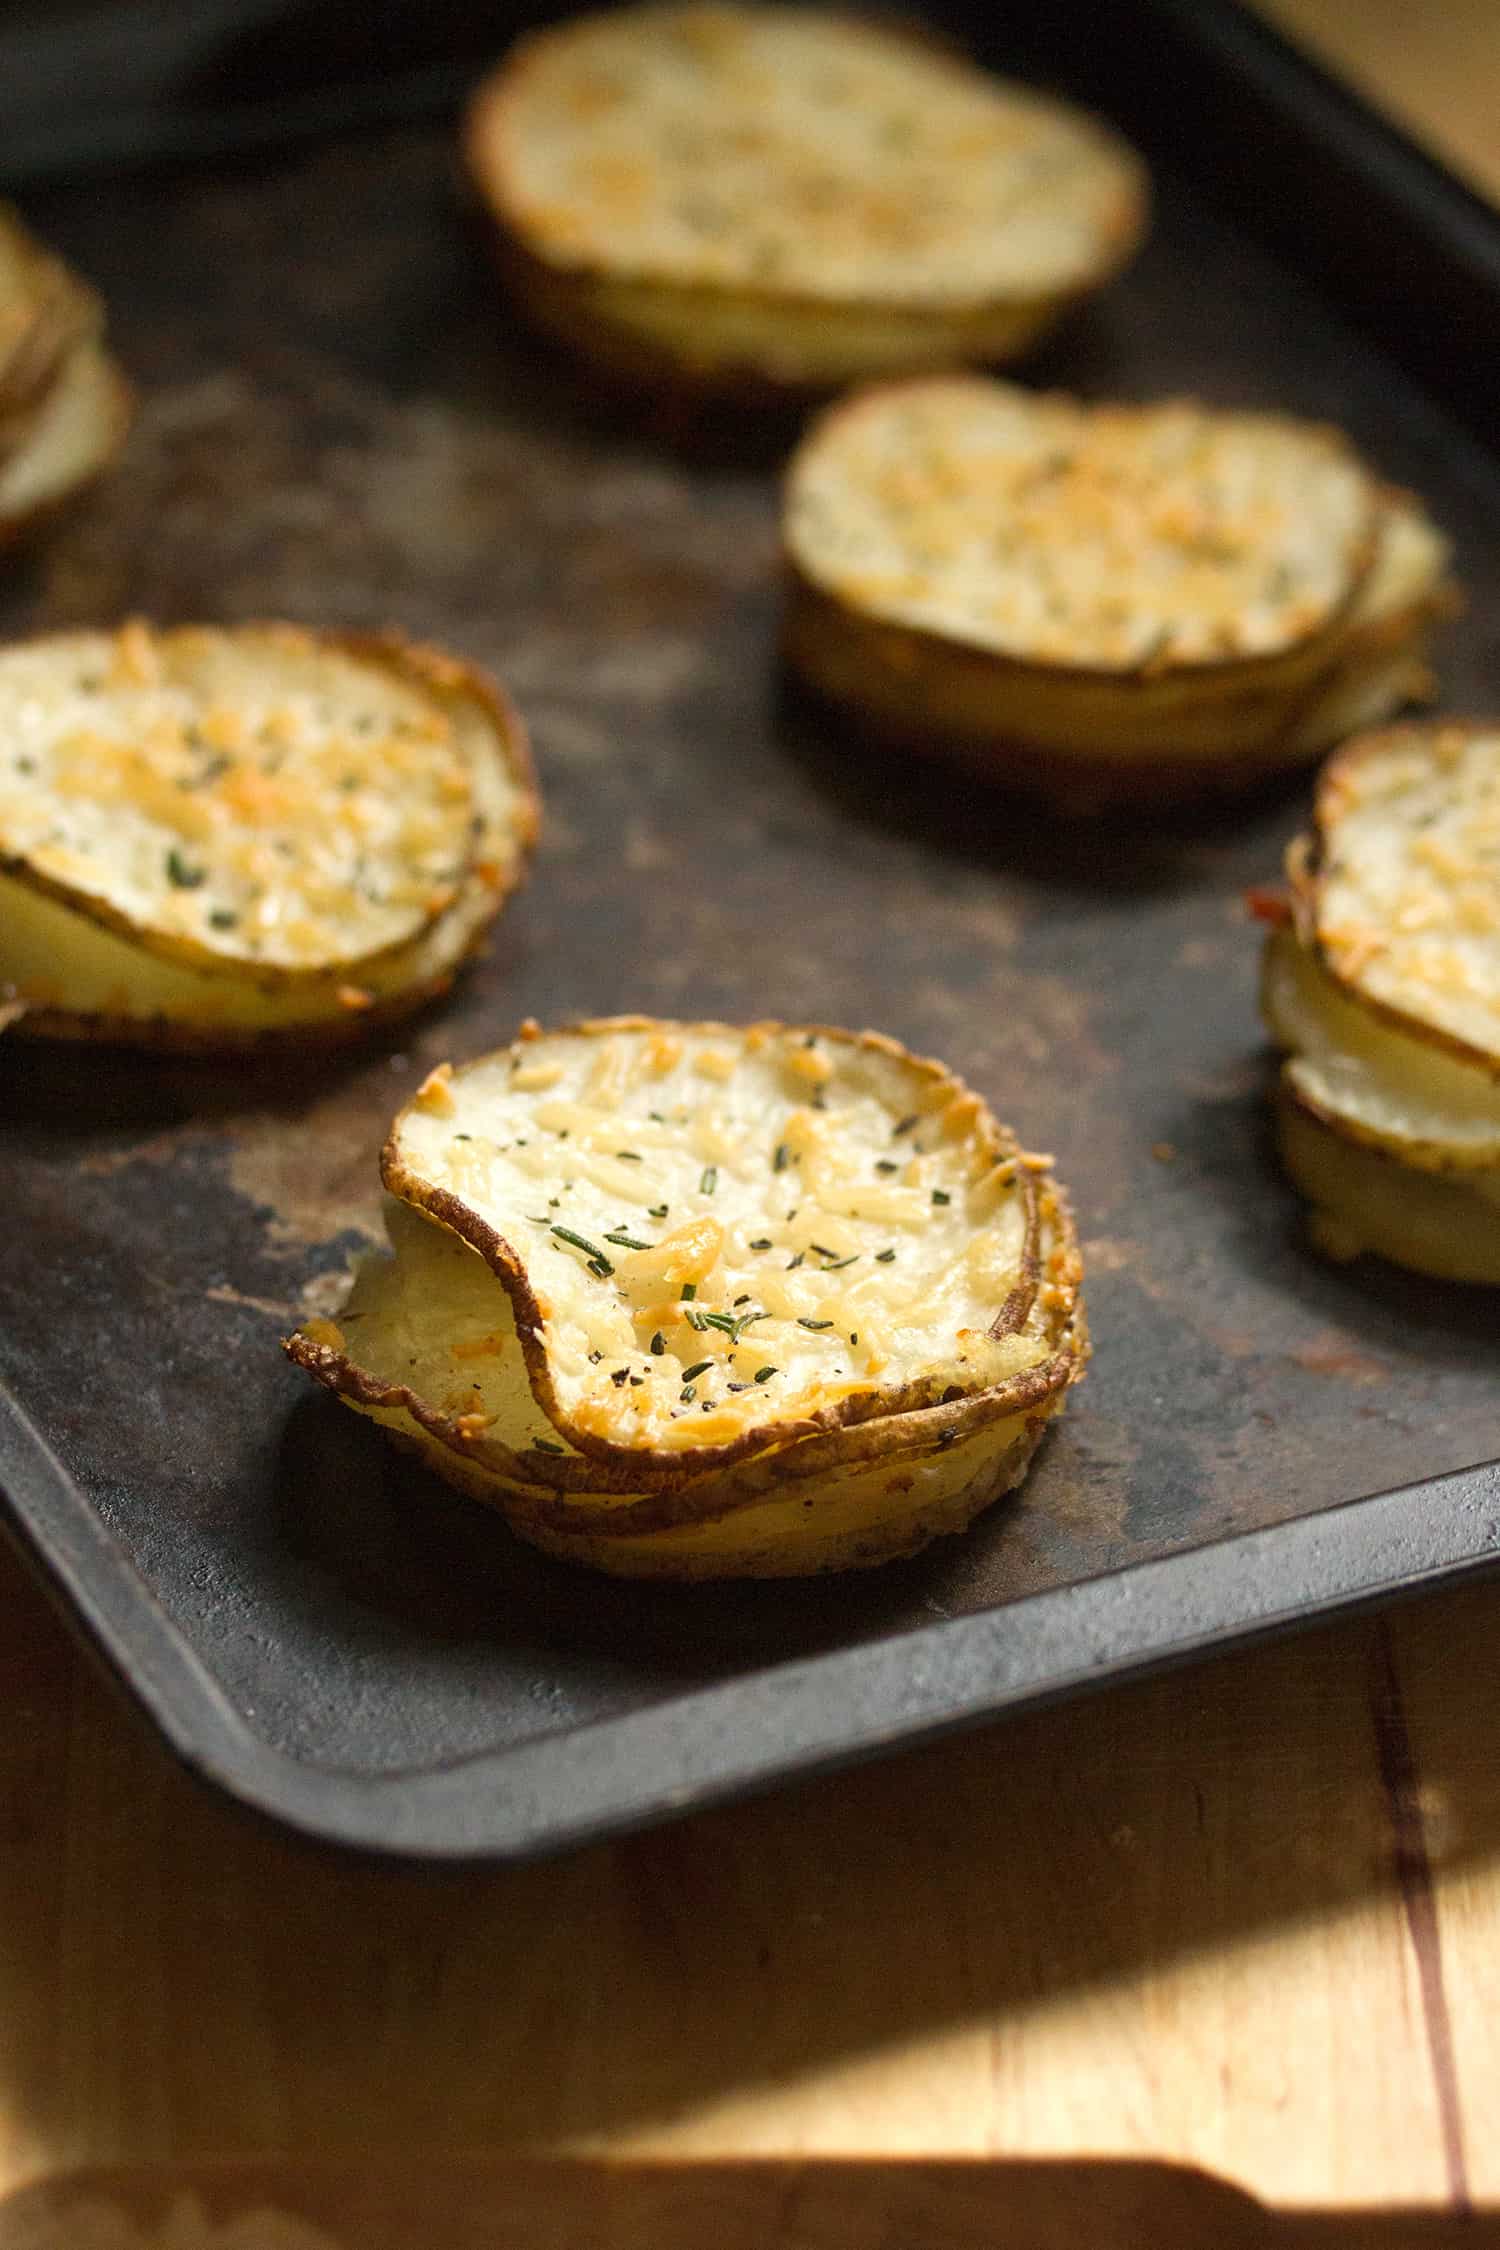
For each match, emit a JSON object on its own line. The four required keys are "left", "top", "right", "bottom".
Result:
{"left": 489, "top": 3, "right": 1143, "bottom": 304}
{"left": 786, "top": 378, "right": 1374, "bottom": 670}
{"left": 1316, "top": 725, "right": 1500, "bottom": 1066}
{"left": 0, "top": 625, "right": 477, "bottom": 974}
{"left": 0, "top": 648, "right": 531, "bottom": 1033}
{"left": 389, "top": 1023, "right": 1059, "bottom": 1456}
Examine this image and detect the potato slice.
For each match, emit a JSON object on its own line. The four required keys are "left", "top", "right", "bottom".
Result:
{"left": 370, "top": 1397, "right": 1055, "bottom": 1578}
{"left": 1300, "top": 720, "right": 1500, "bottom": 1072}
{"left": 0, "top": 205, "right": 100, "bottom": 425}
{"left": 465, "top": 3, "right": 1146, "bottom": 393}
{"left": 0, "top": 339, "right": 131, "bottom": 545}
{"left": 783, "top": 378, "right": 1453, "bottom": 805}
{"left": 1260, "top": 718, "right": 1500, "bottom": 1278}
{"left": 286, "top": 1187, "right": 1085, "bottom": 1578}
{"left": 380, "top": 1018, "right": 1082, "bottom": 1477}
{"left": 1261, "top": 925, "right": 1500, "bottom": 1172}
{"left": 1276, "top": 1083, "right": 1500, "bottom": 1286}
{"left": 0, "top": 628, "right": 538, "bottom": 1048}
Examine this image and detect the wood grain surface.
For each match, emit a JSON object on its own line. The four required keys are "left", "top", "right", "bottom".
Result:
{"left": 2, "top": 1521, "right": 1500, "bottom": 2221}
{"left": 2, "top": 0, "right": 1499, "bottom": 2234}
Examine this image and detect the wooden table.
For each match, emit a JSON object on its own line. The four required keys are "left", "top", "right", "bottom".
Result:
{"left": 3, "top": 3, "right": 1499, "bottom": 2236}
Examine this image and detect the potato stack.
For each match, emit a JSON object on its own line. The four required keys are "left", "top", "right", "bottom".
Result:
{"left": 783, "top": 376, "right": 1454, "bottom": 807}
{"left": 0, "top": 206, "right": 130, "bottom": 542}
{"left": 0, "top": 621, "right": 537, "bottom": 1047}
{"left": 464, "top": 2, "right": 1147, "bottom": 396}
{"left": 1262, "top": 722, "right": 1500, "bottom": 1283}
{"left": 288, "top": 1018, "right": 1088, "bottom": 1576}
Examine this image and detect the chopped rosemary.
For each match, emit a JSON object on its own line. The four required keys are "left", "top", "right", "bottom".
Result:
{"left": 649, "top": 1203, "right": 669, "bottom": 1219}
{"left": 684, "top": 1308, "right": 708, "bottom": 1331}
{"left": 165, "top": 848, "right": 205, "bottom": 889}
{"left": 798, "top": 1318, "right": 834, "bottom": 1331}
{"left": 892, "top": 1115, "right": 919, "bottom": 1137}
{"left": 532, "top": 1437, "right": 565, "bottom": 1454}
{"left": 876, "top": 1248, "right": 897, "bottom": 1263}
{"left": 701, "top": 1307, "right": 764, "bottom": 1343}
{"left": 773, "top": 1143, "right": 790, "bottom": 1172}
{"left": 876, "top": 1160, "right": 899, "bottom": 1175}
{"left": 615, "top": 1150, "right": 642, "bottom": 1161}
{"left": 550, "top": 1224, "right": 613, "bottom": 1273}
{"left": 733, "top": 1294, "right": 751, "bottom": 1306}
{"left": 810, "top": 1243, "right": 839, "bottom": 1260}
{"left": 700, "top": 1166, "right": 717, "bottom": 1196}
{"left": 748, "top": 1237, "right": 772, "bottom": 1250}
{"left": 680, "top": 1282, "right": 697, "bottom": 1301}
{"left": 850, "top": 1333, "right": 859, "bottom": 1346}
{"left": 650, "top": 1332, "right": 665, "bottom": 1355}
{"left": 786, "top": 1250, "right": 805, "bottom": 1270}
{"left": 821, "top": 1252, "right": 859, "bottom": 1270}
{"left": 680, "top": 1360, "right": 713, "bottom": 1384}
{"left": 932, "top": 1189, "right": 951, "bottom": 1206}
{"left": 604, "top": 1229, "right": 651, "bottom": 1250}
{"left": 753, "top": 1366, "right": 777, "bottom": 1383}
{"left": 208, "top": 907, "right": 239, "bottom": 930}
{"left": 610, "top": 1368, "right": 629, "bottom": 1387}
{"left": 681, "top": 1386, "right": 697, "bottom": 1404}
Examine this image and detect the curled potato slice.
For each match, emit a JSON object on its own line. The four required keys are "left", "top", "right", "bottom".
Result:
{"left": 288, "top": 1187, "right": 1085, "bottom": 1577}
{"left": 382, "top": 1017, "right": 1082, "bottom": 1474}
{"left": 0, "top": 626, "right": 537, "bottom": 1049}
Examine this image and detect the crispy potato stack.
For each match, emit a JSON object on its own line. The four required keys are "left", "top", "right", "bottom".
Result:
{"left": 0, "top": 621, "right": 538, "bottom": 1049}
{"left": 783, "top": 376, "right": 1455, "bottom": 807}
{"left": 0, "top": 206, "right": 130, "bottom": 543}
{"left": 464, "top": 2, "right": 1147, "bottom": 396}
{"left": 1261, "top": 721, "right": 1500, "bottom": 1283}
{"left": 287, "top": 1018, "right": 1087, "bottom": 1577}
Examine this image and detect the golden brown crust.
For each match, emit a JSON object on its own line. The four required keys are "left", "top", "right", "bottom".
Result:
{"left": 782, "top": 572, "right": 1426, "bottom": 814}
{"left": 784, "top": 380, "right": 1382, "bottom": 683}
{"left": 1294, "top": 719, "right": 1500, "bottom": 1081}
{"left": 462, "top": 10, "right": 1146, "bottom": 397}
{"left": 493, "top": 1420, "right": 1052, "bottom": 1576}
{"left": 285, "top": 1318, "right": 1081, "bottom": 1529}
{"left": 377, "top": 1016, "right": 1084, "bottom": 1482}
{"left": 1, "top": 624, "right": 539, "bottom": 1053}
{"left": 479, "top": 211, "right": 1106, "bottom": 404}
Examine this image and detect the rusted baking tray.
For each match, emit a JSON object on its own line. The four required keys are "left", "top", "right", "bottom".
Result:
{"left": 0, "top": 1, "right": 1496, "bottom": 1861}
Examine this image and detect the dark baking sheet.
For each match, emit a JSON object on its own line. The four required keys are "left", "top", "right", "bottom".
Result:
{"left": 0, "top": 1, "right": 1497, "bottom": 1860}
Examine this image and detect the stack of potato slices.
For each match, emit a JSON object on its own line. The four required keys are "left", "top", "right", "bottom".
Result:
{"left": 0, "top": 207, "right": 130, "bottom": 543}
{"left": 464, "top": 2, "right": 1147, "bottom": 395}
{"left": 288, "top": 1019, "right": 1088, "bottom": 1576}
{"left": 0, "top": 622, "right": 538, "bottom": 1048}
{"left": 783, "top": 376, "right": 1454, "bottom": 807}
{"left": 1262, "top": 722, "right": 1500, "bottom": 1282}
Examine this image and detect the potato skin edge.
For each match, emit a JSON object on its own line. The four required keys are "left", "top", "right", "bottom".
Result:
{"left": 378, "top": 1014, "right": 1085, "bottom": 1482}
